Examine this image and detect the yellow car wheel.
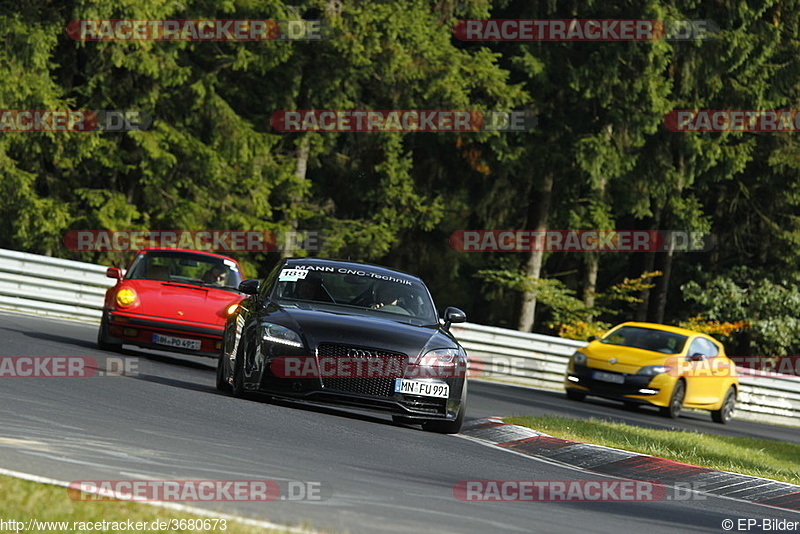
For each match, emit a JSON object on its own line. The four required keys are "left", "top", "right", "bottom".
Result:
{"left": 660, "top": 379, "right": 685, "bottom": 419}
{"left": 711, "top": 387, "right": 736, "bottom": 424}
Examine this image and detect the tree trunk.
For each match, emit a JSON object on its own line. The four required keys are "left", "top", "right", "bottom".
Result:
{"left": 283, "top": 136, "right": 310, "bottom": 259}
{"left": 583, "top": 164, "right": 608, "bottom": 319}
{"left": 517, "top": 172, "right": 554, "bottom": 332}
{"left": 635, "top": 207, "right": 661, "bottom": 322}
{"left": 634, "top": 250, "right": 656, "bottom": 321}
{"left": 650, "top": 152, "right": 685, "bottom": 323}
{"left": 583, "top": 253, "right": 599, "bottom": 320}
{"left": 650, "top": 232, "right": 675, "bottom": 324}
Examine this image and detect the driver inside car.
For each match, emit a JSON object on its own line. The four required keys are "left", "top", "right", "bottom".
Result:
{"left": 201, "top": 265, "right": 228, "bottom": 286}
{"left": 370, "top": 283, "right": 411, "bottom": 315}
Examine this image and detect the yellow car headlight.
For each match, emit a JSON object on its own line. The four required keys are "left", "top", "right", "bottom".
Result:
{"left": 226, "top": 303, "right": 239, "bottom": 315}
{"left": 116, "top": 288, "right": 137, "bottom": 307}
{"left": 638, "top": 365, "right": 669, "bottom": 377}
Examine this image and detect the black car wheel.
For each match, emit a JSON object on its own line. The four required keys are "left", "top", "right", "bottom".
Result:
{"left": 660, "top": 379, "right": 685, "bottom": 419}
{"left": 422, "top": 388, "right": 466, "bottom": 434}
{"left": 422, "top": 406, "right": 464, "bottom": 434}
{"left": 566, "top": 388, "right": 586, "bottom": 401}
{"left": 231, "top": 343, "right": 247, "bottom": 398}
{"left": 711, "top": 387, "right": 736, "bottom": 424}
{"left": 215, "top": 350, "right": 231, "bottom": 392}
{"left": 97, "top": 314, "right": 122, "bottom": 352}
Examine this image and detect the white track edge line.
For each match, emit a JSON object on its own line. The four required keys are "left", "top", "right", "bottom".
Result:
{"left": 0, "top": 467, "right": 321, "bottom": 533}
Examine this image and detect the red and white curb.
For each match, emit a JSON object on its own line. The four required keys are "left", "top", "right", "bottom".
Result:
{"left": 459, "top": 417, "right": 800, "bottom": 511}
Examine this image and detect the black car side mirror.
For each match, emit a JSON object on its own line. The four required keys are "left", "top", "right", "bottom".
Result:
{"left": 687, "top": 352, "right": 706, "bottom": 362}
{"left": 588, "top": 335, "right": 598, "bottom": 342}
{"left": 442, "top": 307, "right": 467, "bottom": 330}
{"left": 238, "top": 279, "right": 261, "bottom": 295}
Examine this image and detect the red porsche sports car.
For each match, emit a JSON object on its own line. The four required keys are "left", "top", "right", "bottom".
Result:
{"left": 97, "top": 248, "right": 245, "bottom": 357}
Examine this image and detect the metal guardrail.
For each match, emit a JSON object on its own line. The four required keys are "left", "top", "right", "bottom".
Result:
{"left": 0, "top": 247, "right": 797, "bottom": 426}
{"left": 0, "top": 248, "right": 114, "bottom": 320}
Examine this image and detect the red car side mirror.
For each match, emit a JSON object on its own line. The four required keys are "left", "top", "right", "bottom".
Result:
{"left": 106, "top": 267, "right": 123, "bottom": 280}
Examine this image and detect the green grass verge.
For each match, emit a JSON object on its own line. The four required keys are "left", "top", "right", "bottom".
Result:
{"left": 0, "top": 475, "right": 309, "bottom": 533}
{"left": 505, "top": 415, "right": 800, "bottom": 485}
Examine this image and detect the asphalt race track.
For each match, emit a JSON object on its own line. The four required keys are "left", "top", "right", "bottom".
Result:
{"left": 1, "top": 311, "right": 799, "bottom": 533}
{"left": 468, "top": 382, "right": 800, "bottom": 444}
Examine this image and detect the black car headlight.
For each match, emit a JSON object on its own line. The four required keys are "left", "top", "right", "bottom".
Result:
{"left": 260, "top": 322, "right": 303, "bottom": 348}
{"left": 417, "top": 347, "right": 465, "bottom": 366}
{"left": 638, "top": 365, "right": 668, "bottom": 377}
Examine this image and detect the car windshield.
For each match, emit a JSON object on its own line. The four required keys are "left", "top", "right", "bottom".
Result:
{"left": 271, "top": 265, "right": 438, "bottom": 323}
{"left": 126, "top": 251, "right": 242, "bottom": 291}
{"left": 600, "top": 326, "right": 688, "bottom": 355}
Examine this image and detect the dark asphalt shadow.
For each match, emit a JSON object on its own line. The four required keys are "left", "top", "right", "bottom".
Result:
{"left": 127, "top": 349, "right": 215, "bottom": 370}
{"left": 3, "top": 328, "right": 99, "bottom": 351}
{"left": 131, "top": 368, "right": 413, "bottom": 431}
{"left": 1, "top": 327, "right": 216, "bottom": 373}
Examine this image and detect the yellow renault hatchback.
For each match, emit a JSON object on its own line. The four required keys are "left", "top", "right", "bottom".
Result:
{"left": 564, "top": 322, "right": 738, "bottom": 423}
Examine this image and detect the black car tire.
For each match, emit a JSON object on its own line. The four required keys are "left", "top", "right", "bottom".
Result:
{"left": 711, "top": 387, "right": 736, "bottom": 424}
{"left": 660, "top": 379, "right": 685, "bottom": 419}
{"left": 215, "top": 350, "right": 231, "bottom": 392}
{"left": 422, "top": 393, "right": 466, "bottom": 434}
{"left": 231, "top": 343, "right": 247, "bottom": 399}
{"left": 566, "top": 389, "right": 586, "bottom": 401}
{"left": 623, "top": 401, "right": 639, "bottom": 411}
{"left": 97, "top": 315, "right": 122, "bottom": 352}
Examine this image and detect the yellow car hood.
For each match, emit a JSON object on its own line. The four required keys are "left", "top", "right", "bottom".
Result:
{"left": 584, "top": 342, "right": 674, "bottom": 373}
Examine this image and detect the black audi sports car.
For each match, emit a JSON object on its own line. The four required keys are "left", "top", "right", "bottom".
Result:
{"left": 216, "top": 258, "right": 469, "bottom": 433}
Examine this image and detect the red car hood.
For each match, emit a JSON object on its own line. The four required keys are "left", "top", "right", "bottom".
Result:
{"left": 121, "top": 280, "right": 242, "bottom": 326}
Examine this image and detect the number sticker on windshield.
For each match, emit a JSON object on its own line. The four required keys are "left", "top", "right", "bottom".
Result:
{"left": 279, "top": 268, "right": 309, "bottom": 282}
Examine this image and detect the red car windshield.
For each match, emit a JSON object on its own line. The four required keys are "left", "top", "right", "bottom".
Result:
{"left": 126, "top": 251, "right": 242, "bottom": 290}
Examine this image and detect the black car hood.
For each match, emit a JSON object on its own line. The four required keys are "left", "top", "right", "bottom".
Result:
{"left": 266, "top": 304, "right": 457, "bottom": 359}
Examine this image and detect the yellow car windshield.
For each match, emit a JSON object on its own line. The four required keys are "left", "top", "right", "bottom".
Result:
{"left": 600, "top": 326, "right": 688, "bottom": 355}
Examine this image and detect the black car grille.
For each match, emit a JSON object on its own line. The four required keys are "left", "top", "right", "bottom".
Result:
{"left": 402, "top": 397, "right": 447, "bottom": 415}
{"left": 573, "top": 365, "right": 653, "bottom": 396}
{"left": 316, "top": 343, "right": 407, "bottom": 398}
